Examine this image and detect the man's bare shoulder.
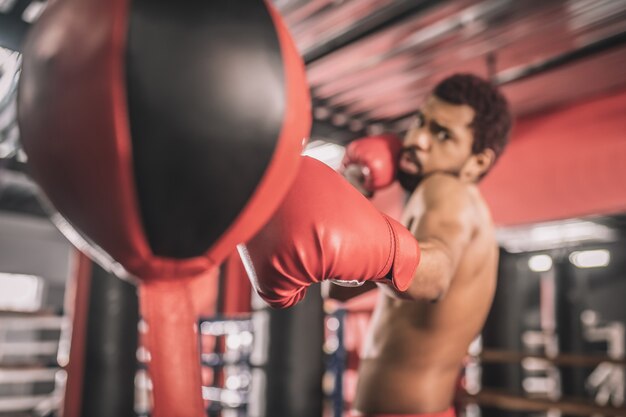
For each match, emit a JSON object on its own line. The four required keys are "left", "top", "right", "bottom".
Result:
{"left": 419, "top": 173, "right": 476, "bottom": 209}
{"left": 419, "top": 174, "right": 496, "bottom": 239}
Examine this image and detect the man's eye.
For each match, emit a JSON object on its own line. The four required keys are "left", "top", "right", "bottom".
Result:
{"left": 436, "top": 130, "right": 450, "bottom": 141}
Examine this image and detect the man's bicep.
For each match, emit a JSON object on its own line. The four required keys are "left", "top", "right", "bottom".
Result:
{"left": 397, "top": 203, "right": 473, "bottom": 300}
{"left": 393, "top": 177, "right": 477, "bottom": 301}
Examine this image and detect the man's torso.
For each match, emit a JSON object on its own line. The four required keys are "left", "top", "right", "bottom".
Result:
{"left": 354, "top": 177, "right": 498, "bottom": 414}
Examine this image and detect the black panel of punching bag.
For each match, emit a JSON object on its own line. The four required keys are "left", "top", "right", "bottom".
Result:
{"left": 127, "top": 0, "right": 285, "bottom": 257}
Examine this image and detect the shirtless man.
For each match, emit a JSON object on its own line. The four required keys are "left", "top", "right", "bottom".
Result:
{"left": 243, "top": 74, "right": 511, "bottom": 416}
{"left": 341, "top": 74, "right": 512, "bottom": 417}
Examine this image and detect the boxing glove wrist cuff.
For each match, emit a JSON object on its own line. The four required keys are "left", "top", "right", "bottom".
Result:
{"left": 383, "top": 215, "right": 421, "bottom": 292}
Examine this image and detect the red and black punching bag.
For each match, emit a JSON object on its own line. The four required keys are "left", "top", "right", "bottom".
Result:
{"left": 17, "top": 1, "right": 310, "bottom": 416}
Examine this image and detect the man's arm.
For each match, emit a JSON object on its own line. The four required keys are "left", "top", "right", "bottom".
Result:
{"left": 399, "top": 174, "right": 478, "bottom": 301}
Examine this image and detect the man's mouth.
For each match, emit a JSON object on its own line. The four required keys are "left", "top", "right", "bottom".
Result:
{"left": 398, "top": 149, "right": 422, "bottom": 174}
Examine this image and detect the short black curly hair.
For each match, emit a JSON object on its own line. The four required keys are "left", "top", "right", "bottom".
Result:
{"left": 433, "top": 74, "right": 512, "bottom": 166}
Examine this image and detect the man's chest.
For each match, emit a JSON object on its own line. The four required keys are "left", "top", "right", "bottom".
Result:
{"left": 400, "top": 189, "right": 426, "bottom": 234}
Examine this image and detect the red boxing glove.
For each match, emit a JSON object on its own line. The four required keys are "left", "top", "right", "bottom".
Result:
{"left": 341, "top": 133, "right": 402, "bottom": 195}
{"left": 243, "top": 156, "right": 420, "bottom": 308}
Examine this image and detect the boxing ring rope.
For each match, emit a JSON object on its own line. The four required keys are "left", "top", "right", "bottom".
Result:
{"left": 459, "top": 389, "right": 626, "bottom": 416}
{"left": 479, "top": 349, "right": 626, "bottom": 367}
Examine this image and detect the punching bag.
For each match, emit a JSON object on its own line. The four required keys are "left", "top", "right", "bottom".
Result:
{"left": 17, "top": 1, "right": 311, "bottom": 416}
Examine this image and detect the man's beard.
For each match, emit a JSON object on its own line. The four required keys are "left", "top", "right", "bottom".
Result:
{"left": 397, "top": 147, "right": 424, "bottom": 193}
{"left": 396, "top": 147, "right": 466, "bottom": 192}
{"left": 397, "top": 169, "right": 424, "bottom": 193}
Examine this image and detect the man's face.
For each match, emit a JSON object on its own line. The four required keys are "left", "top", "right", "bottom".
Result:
{"left": 397, "top": 95, "right": 476, "bottom": 192}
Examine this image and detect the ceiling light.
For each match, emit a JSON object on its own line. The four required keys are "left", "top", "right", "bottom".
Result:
{"left": 569, "top": 249, "right": 610, "bottom": 269}
{"left": 497, "top": 219, "right": 617, "bottom": 253}
{"left": 528, "top": 254, "right": 553, "bottom": 272}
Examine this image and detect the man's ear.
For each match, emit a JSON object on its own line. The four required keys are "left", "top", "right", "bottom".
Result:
{"left": 465, "top": 148, "right": 496, "bottom": 181}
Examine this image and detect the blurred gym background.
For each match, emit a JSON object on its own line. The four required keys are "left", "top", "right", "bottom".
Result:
{"left": 1, "top": 0, "right": 625, "bottom": 416}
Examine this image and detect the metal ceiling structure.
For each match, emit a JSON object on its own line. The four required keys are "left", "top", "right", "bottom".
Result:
{"left": 1, "top": 0, "right": 625, "bottom": 149}
{"left": 274, "top": 0, "right": 626, "bottom": 140}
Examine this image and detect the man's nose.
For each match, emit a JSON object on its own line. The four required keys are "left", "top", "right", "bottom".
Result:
{"left": 407, "top": 129, "right": 431, "bottom": 151}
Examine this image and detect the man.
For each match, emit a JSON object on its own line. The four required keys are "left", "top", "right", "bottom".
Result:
{"left": 340, "top": 73, "right": 512, "bottom": 417}
{"left": 243, "top": 73, "right": 511, "bottom": 416}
